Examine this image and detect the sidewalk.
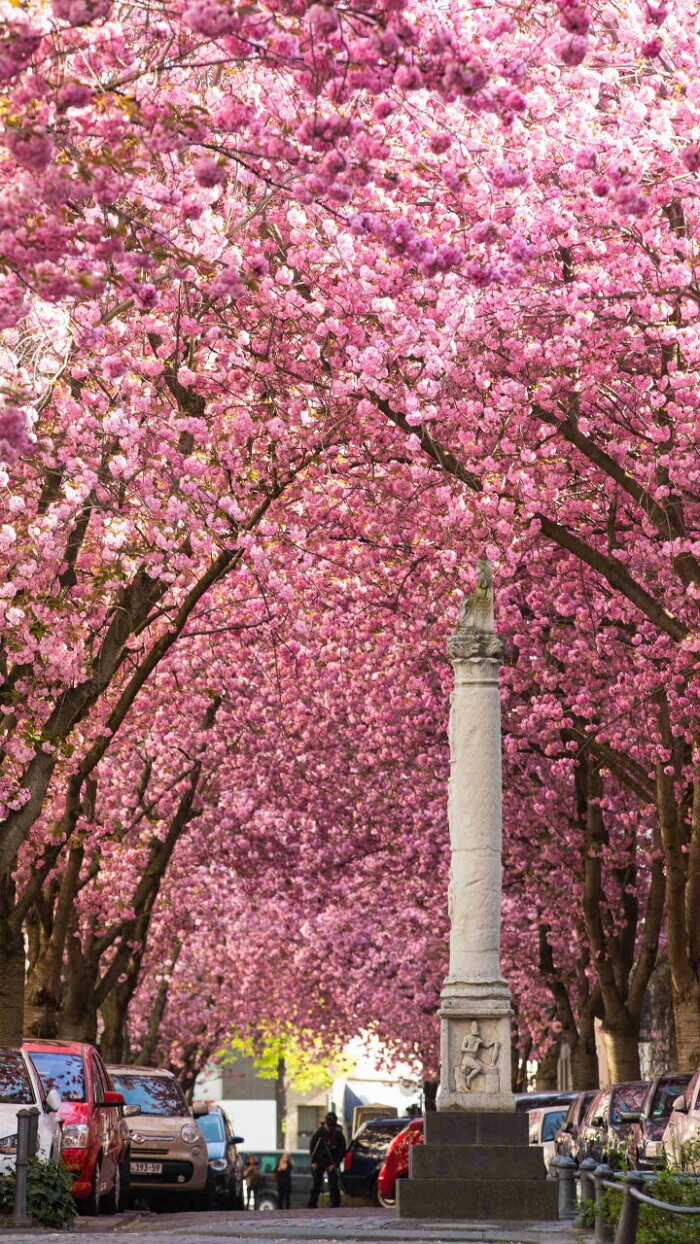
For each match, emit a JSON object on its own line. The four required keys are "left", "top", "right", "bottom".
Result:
{"left": 0, "top": 1207, "right": 582, "bottom": 1243}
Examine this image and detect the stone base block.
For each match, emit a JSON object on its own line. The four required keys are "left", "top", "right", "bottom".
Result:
{"left": 396, "top": 1175, "right": 559, "bottom": 1220}
{"left": 411, "top": 1142, "right": 545, "bottom": 1181}
{"left": 425, "top": 1110, "right": 528, "bottom": 1146}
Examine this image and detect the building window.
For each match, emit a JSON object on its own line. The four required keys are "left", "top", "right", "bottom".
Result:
{"left": 297, "top": 1105, "right": 324, "bottom": 1146}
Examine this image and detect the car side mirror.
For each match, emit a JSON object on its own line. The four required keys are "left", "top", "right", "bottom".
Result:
{"left": 123, "top": 1104, "right": 141, "bottom": 1118}
{"left": 103, "top": 1091, "right": 125, "bottom": 1107}
{"left": 672, "top": 1095, "right": 688, "bottom": 1113}
{"left": 591, "top": 1115, "right": 605, "bottom": 1127}
{"left": 45, "top": 1088, "right": 61, "bottom": 1114}
{"left": 619, "top": 1110, "right": 641, "bottom": 1123}
{"left": 192, "top": 1102, "right": 208, "bottom": 1118}
{"left": 232, "top": 1135, "right": 245, "bottom": 1144}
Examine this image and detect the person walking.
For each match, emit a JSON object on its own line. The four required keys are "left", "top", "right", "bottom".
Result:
{"left": 308, "top": 1111, "right": 347, "bottom": 1208}
{"left": 275, "top": 1151, "right": 294, "bottom": 1209}
{"left": 243, "top": 1154, "right": 262, "bottom": 1209}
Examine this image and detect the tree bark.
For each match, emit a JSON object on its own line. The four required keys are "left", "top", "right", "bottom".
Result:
{"left": 672, "top": 981, "right": 700, "bottom": 1075}
{"left": 0, "top": 922, "right": 25, "bottom": 1044}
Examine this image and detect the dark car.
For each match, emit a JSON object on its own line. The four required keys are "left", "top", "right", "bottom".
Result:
{"left": 553, "top": 1090, "right": 597, "bottom": 1164}
{"left": 627, "top": 1073, "right": 692, "bottom": 1170}
{"left": 340, "top": 1117, "right": 413, "bottom": 1204}
{"left": 579, "top": 1082, "right": 649, "bottom": 1166}
{"left": 195, "top": 1104, "right": 245, "bottom": 1207}
{"left": 253, "top": 1150, "right": 314, "bottom": 1209}
{"left": 515, "top": 1091, "right": 577, "bottom": 1113}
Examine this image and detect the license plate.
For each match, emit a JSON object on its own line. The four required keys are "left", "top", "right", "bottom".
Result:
{"left": 131, "top": 1161, "right": 163, "bottom": 1175}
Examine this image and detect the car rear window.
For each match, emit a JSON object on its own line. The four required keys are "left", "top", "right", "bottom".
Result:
{"left": 650, "top": 1078, "right": 690, "bottom": 1119}
{"left": 610, "top": 1084, "right": 646, "bottom": 1124}
{"left": 542, "top": 1110, "right": 567, "bottom": 1141}
{"left": 29, "top": 1051, "right": 85, "bottom": 1103}
{"left": 353, "top": 1122, "right": 403, "bottom": 1156}
{"left": 0, "top": 1050, "right": 34, "bottom": 1105}
{"left": 110, "top": 1073, "right": 188, "bottom": 1117}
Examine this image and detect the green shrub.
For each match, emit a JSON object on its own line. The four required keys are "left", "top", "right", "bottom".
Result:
{"left": 0, "top": 1158, "right": 76, "bottom": 1228}
{"left": 577, "top": 1166, "right": 700, "bottom": 1244}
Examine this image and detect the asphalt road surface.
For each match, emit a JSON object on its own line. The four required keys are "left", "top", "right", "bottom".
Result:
{"left": 0, "top": 1207, "right": 580, "bottom": 1243}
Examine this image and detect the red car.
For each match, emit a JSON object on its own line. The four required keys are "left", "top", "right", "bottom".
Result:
{"left": 376, "top": 1118, "right": 423, "bottom": 1207}
{"left": 24, "top": 1039, "right": 128, "bottom": 1215}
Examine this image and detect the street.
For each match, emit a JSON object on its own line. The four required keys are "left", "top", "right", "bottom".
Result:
{"left": 0, "top": 1208, "right": 581, "bottom": 1243}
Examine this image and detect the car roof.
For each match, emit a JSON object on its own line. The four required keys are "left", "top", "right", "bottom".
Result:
{"left": 23, "top": 1038, "right": 85, "bottom": 1054}
{"left": 107, "top": 1064, "right": 176, "bottom": 1078}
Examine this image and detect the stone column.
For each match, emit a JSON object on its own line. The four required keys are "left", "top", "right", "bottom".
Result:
{"left": 436, "top": 560, "right": 515, "bottom": 1112}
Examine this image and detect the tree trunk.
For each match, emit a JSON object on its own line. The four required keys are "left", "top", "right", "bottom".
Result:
{"left": 672, "top": 980, "right": 700, "bottom": 1074}
{"left": 24, "top": 960, "right": 61, "bottom": 1039}
{"left": 602, "top": 1022, "right": 641, "bottom": 1082}
{"left": 535, "top": 1043, "right": 559, "bottom": 1091}
{"left": 275, "top": 1056, "right": 286, "bottom": 1149}
{"left": 0, "top": 918, "right": 25, "bottom": 1044}
{"left": 570, "top": 1021, "right": 599, "bottom": 1091}
{"left": 100, "top": 986, "right": 131, "bottom": 1065}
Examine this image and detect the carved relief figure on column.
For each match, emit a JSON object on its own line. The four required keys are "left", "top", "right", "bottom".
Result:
{"left": 454, "top": 1021, "right": 501, "bottom": 1093}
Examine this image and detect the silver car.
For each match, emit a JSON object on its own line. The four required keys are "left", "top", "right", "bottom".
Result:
{"left": 661, "top": 1066, "right": 700, "bottom": 1167}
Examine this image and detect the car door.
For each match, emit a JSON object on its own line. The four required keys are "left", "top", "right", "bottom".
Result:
{"left": 101, "top": 1055, "right": 123, "bottom": 1181}
{"left": 664, "top": 1070, "right": 699, "bottom": 1166}
{"left": 90, "top": 1054, "right": 115, "bottom": 1191}
{"left": 290, "top": 1150, "right": 313, "bottom": 1207}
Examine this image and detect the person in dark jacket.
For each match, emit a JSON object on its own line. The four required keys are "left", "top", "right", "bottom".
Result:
{"left": 275, "top": 1151, "right": 293, "bottom": 1209}
{"left": 308, "top": 1111, "right": 347, "bottom": 1208}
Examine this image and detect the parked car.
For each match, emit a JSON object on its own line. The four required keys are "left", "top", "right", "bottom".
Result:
{"left": 626, "top": 1072, "right": 693, "bottom": 1169}
{"left": 253, "top": 1149, "right": 315, "bottom": 1209}
{"left": 109, "top": 1064, "right": 211, "bottom": 1209}
{"left": 528, "top": 1105, "right": 569, "bottom": 1170}
{"left": 578, "top": 1081, "right": 649, "bottom": 1166}
{"left": 377, "top": 1117, "right": 423, "bottom": 1207}
{"left": 553, "top": 1090, "right": 597, "bottom": 1165}
{"left": 340, "top": 1116, "right": 413, "bottom": 1204}
{"left": 25, "top": 1038, "right": 127, "bottom": 1215}
{"left": 661, "top": 1066, "right": 700, "bottom": 1168}
{"left": 0, "top": 1047, "right": 62, "bottom": 1173}
{"left": 195, "top": 1103, "right": 245, "bottom": 1208}
{"left": 515, "top": 1091, "right": 577, "bottom": 1113}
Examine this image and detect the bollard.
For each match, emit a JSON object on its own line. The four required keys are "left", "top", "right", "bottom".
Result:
{"left": 26, "top": 1107, "right": 39, "bottom": 1160}
{"left": 614, "top": 1171, "right": 645, "bottom": 1244}
{"left": 593, "top": 1163, "right": 615, "bottom": 1244}
{"left": 555, "top": 1154, "right": 577, "bottom": 1220}
{"left": 580, "top": 1157, "right": 597, "bottom": 1210}
{"left": 12, "top": 1107, "right": 39, "bottom": 1228}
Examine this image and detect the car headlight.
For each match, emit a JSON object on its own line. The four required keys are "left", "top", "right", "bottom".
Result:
{"left": 181, "top": 1124, "right": 200, "bottom": 1145}
{"left": 210, "top": 1158, "right": 227, "bottom": 1171}
{"left": 62, "top": 1124, "right": 90, "bottom": 1148}
{"left": 0, "top": 1135, "right": 17, "bottom": 1154}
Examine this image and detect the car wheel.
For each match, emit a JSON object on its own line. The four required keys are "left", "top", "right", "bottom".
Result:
{"left": 378, "top": 1175, "right": 403, "bottom": 1209}
{"left": 191, "top": 1169, "right": 216, "bottom": 1211}
{"left": 257, "top": 1195, "right": 277, "bottom": 1211}
{"left": 121, "top": 1157, "right": 132, "bottom": 1210}
{"left": 103, "top": 1162, "right": 121, "bottom": 1215}
{"left": 79, "top": 1157, "right": 102, "bottom": 1216}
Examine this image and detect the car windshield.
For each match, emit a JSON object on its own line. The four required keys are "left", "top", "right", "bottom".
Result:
{"left": 0, "top": 1050, "right": 34, "bottom": 1105}
{"left": 110, "top": 1073, "right": 188, "bottom": 1117}
{"left": 650, "top": 1079, "right": 689, "bottom": 1120}
{"left": 542, "top": 1110, "right": 567, "bottom": 1142}
{"left": 198, "top": 1113, "right": 225, "bottom": 1143}
{"left": 611, "top": 1085, "right": 646, "bottom": 1124}
{"left": 29, "top": 1051, "right": 85, "bottom": 1103}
